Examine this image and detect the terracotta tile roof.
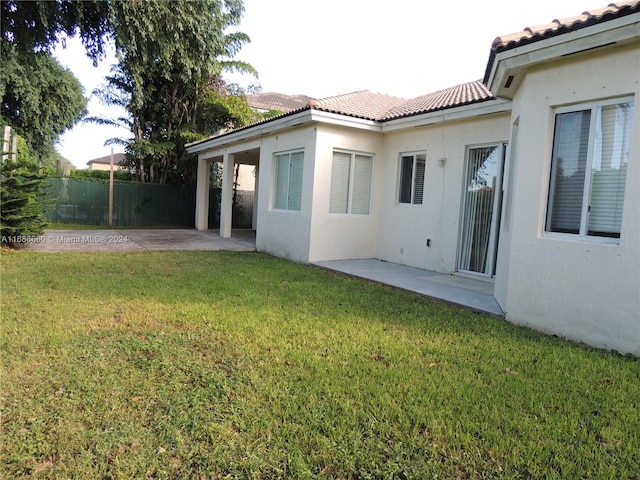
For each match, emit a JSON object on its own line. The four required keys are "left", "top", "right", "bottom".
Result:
{"left": 382, "top": 81, "right": 494, "bottom": 120}
{"left": 312, "top": 91, "right": 406, "bottom": 121}
{"left": 285, "top": 82, "right": 493, "bottom": 122}
{"left": 246, "top": 92, "right": 314, "bottom": 113}
{"left": 491, "top": 1, "right": 639, "bottom": 51}
{"left": 484, "top": 1, "right": 640, "bottom": 82}
{"left": 239, "top": 81, "right": 494, "bottom": 133}
{"left": 193, "top": 0, "right": 636, "bottom": 148}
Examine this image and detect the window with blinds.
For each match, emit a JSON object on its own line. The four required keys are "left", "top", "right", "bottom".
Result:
{"left": 274, "top": 151, "right": 304, "bottom": 211}
{"left": 398, "top": 153, "right": 426, "bottom": 204}
{"left": 329, "top": 151, "right": 373, "bottom": 215}
{"left": 546, "top": 97, "right": 633, "bottom": 240}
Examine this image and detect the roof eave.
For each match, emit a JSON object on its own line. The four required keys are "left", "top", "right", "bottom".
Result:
{"left": 381, "top": 98, "right": 511, "bottom": 133}
{"left": 186, "top": 107, "right": 312, "bottom": 154}
{"left": 186, "top": 107, "right": 383, "bottom": 155}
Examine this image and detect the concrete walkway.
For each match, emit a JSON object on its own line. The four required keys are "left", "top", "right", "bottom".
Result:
{"left": 22, "top": 229, "right": 256, "bottom": 253}
{"left": 314, "top": 259, "right": 504, "bottom": 318}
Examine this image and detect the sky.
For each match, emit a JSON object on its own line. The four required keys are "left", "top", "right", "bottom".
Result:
{"left": 54, "top": 0, "right": 596, "bottom": 169}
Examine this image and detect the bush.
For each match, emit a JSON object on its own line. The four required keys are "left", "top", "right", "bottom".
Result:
{"left": 69, "top": 169, "right": 133, "bottom": 182}
{"left": 1, "top": 156, "right": 51, "bottom": 247}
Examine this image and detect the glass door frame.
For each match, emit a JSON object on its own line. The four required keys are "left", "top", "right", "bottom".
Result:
{"left": 457, "top": 142, "right": 507, "bottom": 278}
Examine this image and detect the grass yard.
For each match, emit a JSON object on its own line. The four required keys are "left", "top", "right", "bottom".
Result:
{"left": 1, "top": 250, "right": 638, "bottom": 479}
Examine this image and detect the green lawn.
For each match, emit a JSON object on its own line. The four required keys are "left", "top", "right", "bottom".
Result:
{"left": 1, "top": 251, "right": 638, "bottom": 479}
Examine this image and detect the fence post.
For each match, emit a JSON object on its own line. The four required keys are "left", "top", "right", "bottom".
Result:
{"left": 109, "top": 148, "right": 114, "bottom": 227}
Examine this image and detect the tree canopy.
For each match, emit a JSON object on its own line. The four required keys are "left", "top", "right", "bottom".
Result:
{"left": 1, "top": 1, "right": 110, "bottom": 62}
{"left": 105, "top": 0, "right": 256, "bottom": 184}
{"left": 1, "top": 0, "right": 259, "bottom": 184}
{"left": 0, "top": 41, "right": 86, "bottom": 165}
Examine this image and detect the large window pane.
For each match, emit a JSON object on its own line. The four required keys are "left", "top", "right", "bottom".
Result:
{"left": 547, "top": 110, "right": 590, "bottom": 234}
{"left": 587, "top": 103, "right": 632, "bottom": 237}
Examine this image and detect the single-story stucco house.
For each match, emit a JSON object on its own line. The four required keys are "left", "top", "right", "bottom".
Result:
{"left": 86, "top": 153, "right": 127, "bottom": 171}
{"left": 187, "top": 1, "right": 640, "bottom": 355}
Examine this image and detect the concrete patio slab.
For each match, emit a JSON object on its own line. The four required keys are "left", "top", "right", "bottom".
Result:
{"left": 313, "top": 259, "right": 504, "bottom": 318}
{"left": 22, "top": 229, "right": 256, "bottom": 253}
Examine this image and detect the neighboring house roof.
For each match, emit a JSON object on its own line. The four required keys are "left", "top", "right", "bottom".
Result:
{"left": 483, "top": 0, "right": 640, "bottom": 82}
{"left": 86, "top": 153, "right": 126, "bottom": 167}
{"left": 247, "top": 93, "right": 314, "bottom": 113}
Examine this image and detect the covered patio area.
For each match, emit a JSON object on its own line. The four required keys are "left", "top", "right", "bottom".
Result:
{"left": 194, "top": 147, "right": 260, "bottom": 237}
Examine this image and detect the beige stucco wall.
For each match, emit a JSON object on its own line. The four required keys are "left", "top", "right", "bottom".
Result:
{"left": 376, "top": 113, "right": 511, "bottom": 273}
{"left": 87, "top": 163, "right": 126, "bottom": 171}
{"left": 307, "top": 124, "right": 383, "bottom": 262}
{"left": 235, "top": 164, "right": 256, "bottom": 191}
{"left": 495, "top": 43, "right": 640, "bottom": 355}
{"left": 255, "top": 125, "right": 317, "bottom": 263}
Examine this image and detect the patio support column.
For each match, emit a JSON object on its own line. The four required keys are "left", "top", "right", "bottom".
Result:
{"left": 220, "top": 153, "right": 234, "bottom": 238}
{"left": 252, "top": 165, "right": 259, "bottom": 230}
{"left": 194, "top": 155, "right": 210, "bottom": 230}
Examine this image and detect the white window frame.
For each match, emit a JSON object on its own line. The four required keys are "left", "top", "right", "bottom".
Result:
{"left": 398, "top": 152, "right": 426, "bottom": 205}
{"left": 273, "top": 150, "right": 304, "bottom": 212}
{"left": 545, "top": 96, "right": 634, "bottom": 243}
{"left": 329, "top": 150, "right": 374, "bottom": 215}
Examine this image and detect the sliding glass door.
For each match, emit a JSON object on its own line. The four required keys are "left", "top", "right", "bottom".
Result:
{"left": 458, "top": 144, "right": 506, "bottom": 276}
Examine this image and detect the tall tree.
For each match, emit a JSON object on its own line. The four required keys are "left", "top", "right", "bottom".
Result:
{"left": 107, "top": 0, "right": 256, "bottom": 184}
{"left": 0, "top": 41, "right": 86, "bottom": 165}
{"left": 1, "top": 0, "right": 256, "bottom": 184}
{"left": 1, "top": 1, "right": 110, "bottom": 63}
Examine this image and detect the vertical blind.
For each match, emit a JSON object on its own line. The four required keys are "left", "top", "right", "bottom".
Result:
{"left": 274, "top": 151, "right": 304, "bottom": 211}
{"left": 329, "top": 152, "right": 351, "bottom": 214}
{"left": 588, "top": 103, "right": 632, "bottom": 236}
{"left": 352, "top": 154, "right": 372, "bottom": 214}
{"left": 413, "top": 157, "right": 425, "bottom": 205}
{"left": 288, "top": 151, "right": 304, "bottom": 211}
{"left": 329, "top": 151, "right": 373, "bottom": 215}
{"left": 459, "top": 146, "right": 500, "bottom": 275}
{"left": 547, "top": 110, "right": 590, "bottom": 234}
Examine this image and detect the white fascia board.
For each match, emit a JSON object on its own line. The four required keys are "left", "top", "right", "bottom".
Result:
{"left": 487, "top": 14, "right": 640, "bottom": 93}
{"left": 308, "top": 110, "right": 382, "bottom": 132}
{"left": 186, "top": 109, "right": 382, "bottom": 155}
{"left": 380, "top": 98, "right": 512, "bottom": 133}
{"left": 186, "top": 109, "right": 314, "bottom": 154}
